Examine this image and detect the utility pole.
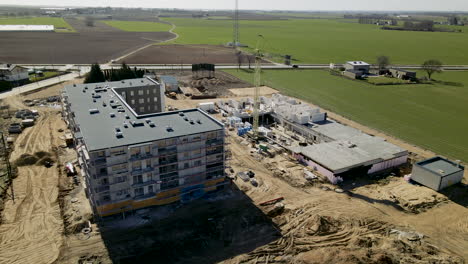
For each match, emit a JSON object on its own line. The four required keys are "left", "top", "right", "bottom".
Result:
{"left": 233, "top": 0, "right": 239, "bottom": 47}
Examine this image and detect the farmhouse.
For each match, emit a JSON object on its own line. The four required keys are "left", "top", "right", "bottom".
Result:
{"left": 290, "top": 121, "right": 408, "bottom": 184}
{"left": 62, "top": 78, "right": 227, "bottom": 217}
{"left": 411, "top": 157, "right": 464, "bottom": 191}
{"left": 0, "top": 25, "right": 54, "bottom": 32}
{"left": 344, "top": 61, "right": 370, "bottom": 74}
{"left": 389, "top": 68, "right": 417, "bottom": 80}
{"left": 0, "top": 64, "right": 29, "bottom": 85}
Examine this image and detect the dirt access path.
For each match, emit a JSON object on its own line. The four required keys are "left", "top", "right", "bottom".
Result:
{"left": 0, "top": 109, "right": 64, "bottom": 264}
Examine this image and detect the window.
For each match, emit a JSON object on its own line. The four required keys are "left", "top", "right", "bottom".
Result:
{"left": 192, "top": 149, "right": 201, "bottom": 155}
{"left": 139, "top": 98, "right": 145, "bottom": 104}
{"left": 194, "top": 160, "right": 202, "bottom": 167}
{"left": 153, "top": 97, "right": 158, "bottom": 102}
{"left": 130, "top": 91, "right": 134, "bottom": 96}
{"left": 184, "top": 163, "right": 189, "bottom": 169}
{"left": 110, "top": 147, "right": 125, "bottom": 156}
{"left": 147, "top": 98, "right": 150, "bottom": 103}
{"left": 97, "top": 151, "right": 105, "bottom": 157}
{"left": 112, "top": 164, "right": 127, "bottom": 172}
{"left": 133, "top": 161, "right": 142, "bottom": 170}
{"left": 139, "top": 107, "right": 145, "bottom": 113}
{"left": 207, "top": 132, "right": 217, "bottom": 139}
{"left": 143, "top": 145, "right": 150, "bottom": 154}
{"left": 183, "top": 152, "right": 189, "bottom": 158}
{"left": 131, "top": 148, "right": 141, "bottom": 156}
{"left": 147, "top": 90, "right": 150, "bottom": 95}
{"left": 114, "top": 176, "right": 127, "bottom": 183}
{"left": 134, "top": 187, "right": 144, "bottom": 196}
{"left": 133, "top": 175, "right": 143, "bottom": 184}
{"left": 138, "top": 90, "right": 144, "bottom": 95}
{"left": 148, "top": 185, "right": 153, "bottom": 193}
{"left": 116, "top": 189, "right": 129, "bottom": 196}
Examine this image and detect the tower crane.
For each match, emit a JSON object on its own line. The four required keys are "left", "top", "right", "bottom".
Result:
{"left": 252, "top": 35, "right": 265, "bottom": 144}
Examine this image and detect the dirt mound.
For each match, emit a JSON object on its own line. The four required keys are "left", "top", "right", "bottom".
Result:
{"left": 14, "top": 151, "right": 54, "bottom": 167}
{"left": 241, "top": 209, "right": 463, "bottom": 264}
{"left": 15, "top": 154, "right": 38, "bottom": 166}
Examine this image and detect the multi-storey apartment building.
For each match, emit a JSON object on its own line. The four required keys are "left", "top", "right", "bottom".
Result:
{"left": 62, "top": 78, "right": 227, "bottom": 217}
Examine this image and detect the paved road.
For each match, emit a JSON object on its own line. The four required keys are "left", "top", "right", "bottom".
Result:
{"left": 0, "top": 72, "right": 79, "bottom": 99}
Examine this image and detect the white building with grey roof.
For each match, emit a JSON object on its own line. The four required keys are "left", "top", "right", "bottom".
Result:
{"left": 62, "top": 77, "right": 227, "bottom": 217}
{"left": 290, "top": 121, "right": 408, "bottom": 184}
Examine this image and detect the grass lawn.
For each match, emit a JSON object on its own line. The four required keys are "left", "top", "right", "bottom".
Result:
{"left": 101, "top": 20, "right": 172, "bottom": 32}
{"left": 225, "top": 69, "right": 468, "bottom": 162}
{"left": 0, "top": 17, "right": 75, "bottom": 32}
{"left": 164, "top": 18, "right": 468, "bottom": 65}
{"left": 29, "top": 71, "right": 60, "bottom": 82}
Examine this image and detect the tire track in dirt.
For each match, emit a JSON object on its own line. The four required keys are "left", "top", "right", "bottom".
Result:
{"left": 0, "top": 108, "right": 64, "bottom": 264}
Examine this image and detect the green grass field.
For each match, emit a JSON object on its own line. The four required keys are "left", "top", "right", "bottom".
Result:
{"left": 225, "top": 69, "right": 468, "bottom": 162}
{"left": 101, "top": 20, "right": 172, "bottom": 32}
{"left": 165, "top": 18, "right": 468, "bottom": 65}
{"left": 29, "top": 71, "right": 59, "bottom": 82}
{"left": 0, "top": 17, "right": 75, "bottom": 32}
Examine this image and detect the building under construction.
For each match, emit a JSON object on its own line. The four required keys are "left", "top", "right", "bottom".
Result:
{"left": 62, "top": 78, "right": 228, "bottom": 217}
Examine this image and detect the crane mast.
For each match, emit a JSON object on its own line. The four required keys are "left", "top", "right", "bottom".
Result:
{"left": 252, "top": 35, "right": 264, "bottom": 143}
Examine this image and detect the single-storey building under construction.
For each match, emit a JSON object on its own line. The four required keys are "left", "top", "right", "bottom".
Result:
{"left": 289, "top": 121, "right": 408, "bottom": 183}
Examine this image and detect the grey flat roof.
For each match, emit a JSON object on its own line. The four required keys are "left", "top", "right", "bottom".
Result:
{"left": 310, "top": 122, "right": 362, "bottom": 141}
{"left": 346, "top": 61, "right": 370, "bottom": 66}
{"left": 292, "top": 121, "right": 407, "bottom": 173}
{"left": 64, "top": 78, "right": 224, "bottom": 151}
{"left": 416, "top": 157, "right": 464, "bottom": 177}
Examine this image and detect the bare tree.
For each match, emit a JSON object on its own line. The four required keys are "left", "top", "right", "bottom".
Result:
{"left": 422, "top": 59, "right": 443, "bottom": 80}
{"left": 246, "top": 55, "right": 253, "bottom": 69}
{"left": 85, "top": 16, "right": 94, "bottom": 27}
{"left": 236, "top": 51, "right": 242, "bottom": 70}
{"left": 377, "top": 56, "right": 390, "bottom": 70}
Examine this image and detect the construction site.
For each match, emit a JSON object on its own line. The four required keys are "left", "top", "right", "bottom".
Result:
{"left": 0, "top": 2, "right": 466, "bottom": 263}
{"left": 0, "top": 64, "right": 466, "bottom": 264}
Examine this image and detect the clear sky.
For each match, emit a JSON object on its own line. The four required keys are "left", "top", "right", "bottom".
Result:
{"left": 2, "top": 0, "right": 468, "bottom": 12}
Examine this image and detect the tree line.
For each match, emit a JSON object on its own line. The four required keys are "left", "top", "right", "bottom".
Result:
{"left": 84, "top": 63, "right": 146, "bottom": 84}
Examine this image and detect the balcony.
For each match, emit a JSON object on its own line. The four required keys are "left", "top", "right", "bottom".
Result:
{"left": 95, "top": 171, "right": 108, "bottom": 178}
{"left": 206, "top": 165, "right": 224, "bottom": 173}
{"left": 94, "top": 185, "right": 110, "bottom": 193}
{"left": 132, "top": 180, "right": 157, "bottom": 188}
{"left": 129, "top": 153, "right": 153, "bottom": 162}
{"left": 93, "top": 157, "right": 107, "bottom": 166}
{"left": 131, "top": 166, "right": 154, "bottom": 176}
{"left": 206, "top": 138, "right": 224, "bottom": 146}
{"left": 206, "top": 148, "right": 224, "bottom": 156}
{"left": 158, "top": 147, "right": 177, "bottom": 155}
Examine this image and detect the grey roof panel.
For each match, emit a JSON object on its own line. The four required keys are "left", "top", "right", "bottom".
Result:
{"left": 64, "top": 78, "right": 224, "bottom": 151}
{"left": 417, "top": 157, "right": 464, "bottom": 177}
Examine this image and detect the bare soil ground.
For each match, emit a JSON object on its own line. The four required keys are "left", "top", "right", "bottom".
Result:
{"left": 0, "top": 80, "right": 466, "bottom": 264}
{"left": 153, "top": 70, "right": 253, "bottom": 97}
{"left": 118, "top": 44, "right": 267, "bottom": 65}
{"left": 0, "top": 31, "right": 174, "bottom": 64}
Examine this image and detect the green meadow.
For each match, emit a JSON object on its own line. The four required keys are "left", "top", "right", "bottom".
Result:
{"left": 165, "top": 18, "right": 468, "bottom": 65}
{"left": 101, "top": 20, "right": 172, "bottom": 32}
{"left": 225, "top": 69, "right": 468, "bottom": 162}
